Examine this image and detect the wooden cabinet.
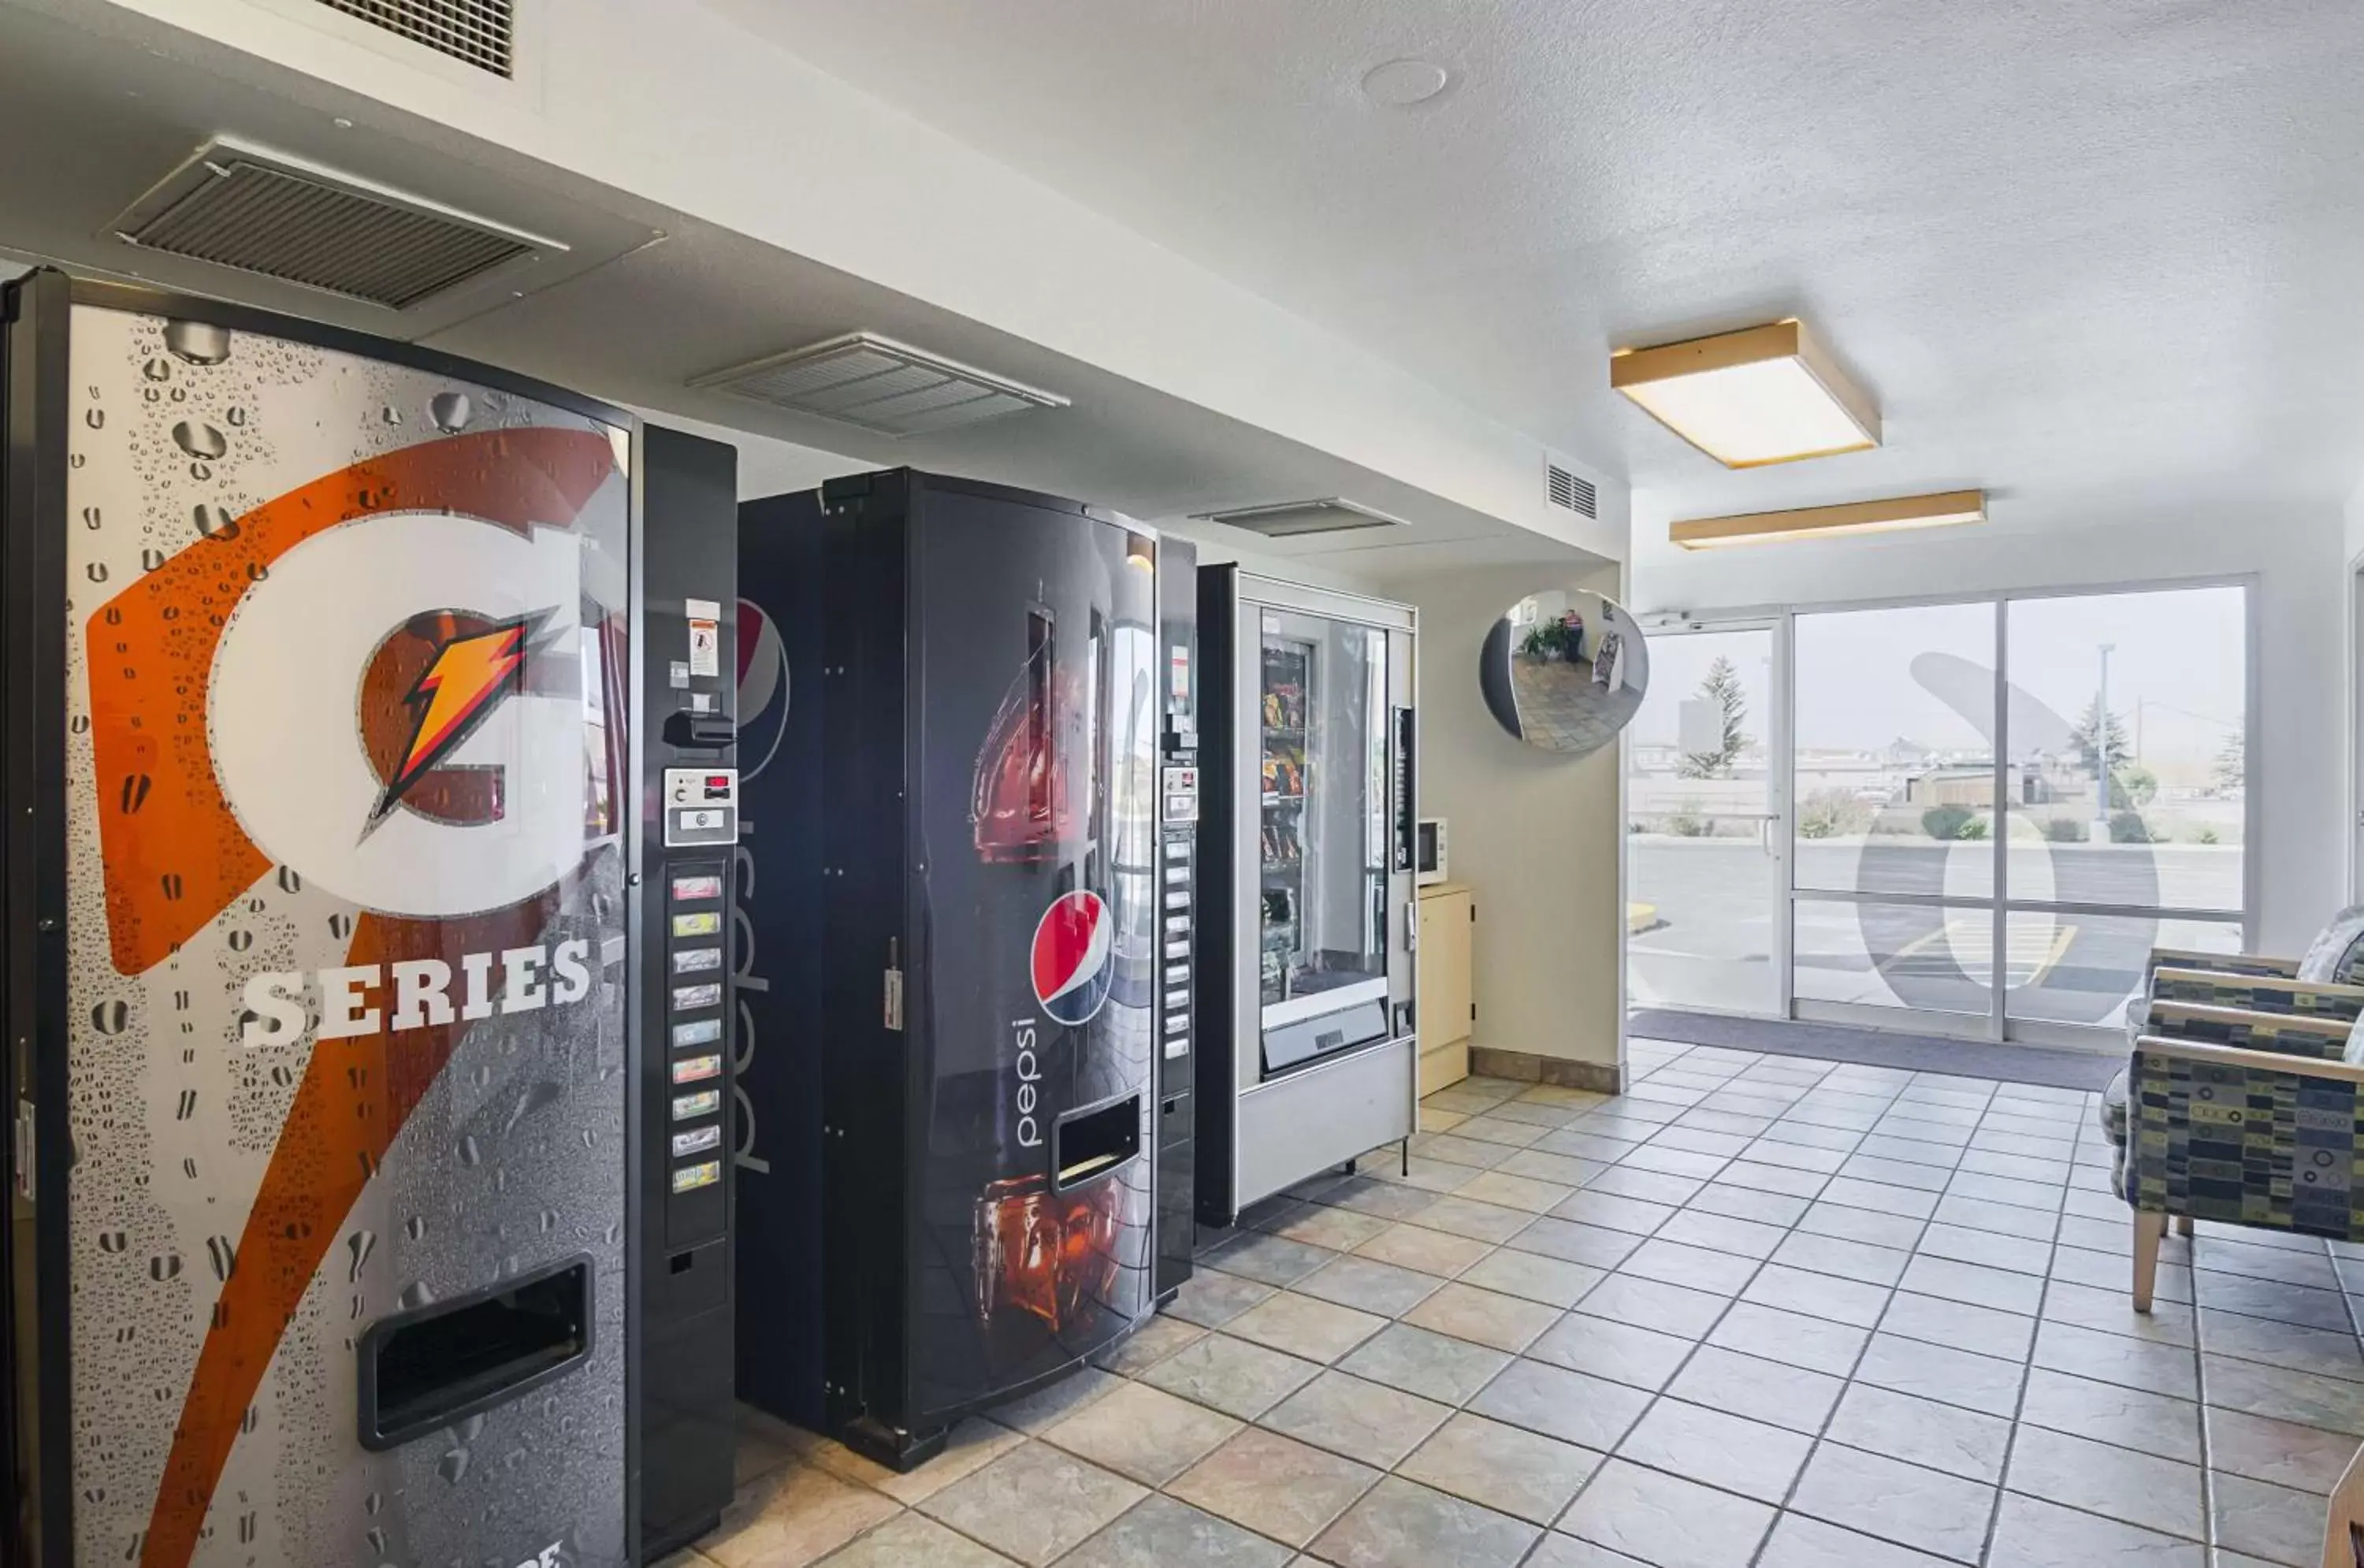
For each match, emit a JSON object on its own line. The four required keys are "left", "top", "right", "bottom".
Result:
{"left": 1417, "top": 882, "right": 1474, "bottom": 1095}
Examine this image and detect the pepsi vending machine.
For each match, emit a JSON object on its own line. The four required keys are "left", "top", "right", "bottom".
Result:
{"left": 0, "top": 271, "right": 712, "bottom": 1567}
{"left": 734, "top": 470, "right": 1188, "bottom": 1468}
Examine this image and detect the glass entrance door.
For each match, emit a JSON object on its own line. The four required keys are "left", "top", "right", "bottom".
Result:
{"left": 1626, "top": 626, "right": 1781, "bottom": 1015}
{"left": 1258, "top": 608, "right": 1391, "bottom": 1072}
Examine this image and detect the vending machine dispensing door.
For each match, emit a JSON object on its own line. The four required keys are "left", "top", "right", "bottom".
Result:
{"left": 2, "top": 272, "right": 640, "bottom": 1567}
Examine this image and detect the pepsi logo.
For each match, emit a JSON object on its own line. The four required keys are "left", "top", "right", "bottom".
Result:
{"left": 735, "top": 598, "right": 790, "bottom": 782}
{"left": 1031, "top": 890, "right": 1113, "bottom": 1027}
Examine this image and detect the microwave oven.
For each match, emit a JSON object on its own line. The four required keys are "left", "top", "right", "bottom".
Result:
{"left": 1416, "top": 818, "right": 1447, "bottom": 885}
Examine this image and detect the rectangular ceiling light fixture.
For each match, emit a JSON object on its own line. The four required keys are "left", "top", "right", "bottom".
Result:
{"left": 1611, "top": 319, "right": 1878, "bottom": 467}
{"left": 692, "top": 332, "right": 1067, "bottom": 437}
{"left": 1192, "top": 497, "right": 1405, "bottom": 539}
{"left": 1670, "top": 489, "right": 1985, "bottom": 550}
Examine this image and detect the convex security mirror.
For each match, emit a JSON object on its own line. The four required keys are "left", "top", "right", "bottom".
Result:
{"left": 1479, "top": 589, "right": 1650, "bottom": 756}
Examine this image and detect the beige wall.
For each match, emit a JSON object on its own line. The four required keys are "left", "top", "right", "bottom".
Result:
{"left": 1371, "top": 563, "right": 1627, "bottom": 1083}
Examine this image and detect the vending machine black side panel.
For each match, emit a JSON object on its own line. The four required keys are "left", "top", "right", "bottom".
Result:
{"left": 637, "top": 424, "right": 742, "bottom": 1560}
{"left": 731, "top": 490, "right": 831, "bottom": 1436}
{"left": 1192, "top": 564, "right": 1240, "bottom": 1228}
{"left": 1154, "top": 536, "right": 1199, "bottom": 1303}
{"left": 2, "top": 266, "right": 74, "bottom": 1568}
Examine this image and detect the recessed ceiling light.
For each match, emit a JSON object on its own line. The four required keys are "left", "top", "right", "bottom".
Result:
{"left": 1670, "top": 489, "right": 1985, "bottom": 550}
{"left": 1362, "top": 58, "right": 1451, "bottom": 106}
{"left": 1611, "top": 319, "right": 1878, "bottom": 467}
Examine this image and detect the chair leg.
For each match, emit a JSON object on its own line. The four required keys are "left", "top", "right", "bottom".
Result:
{"left": 2175, "top": 1214, "right": 2194, "bottom": 1239}
{"left": 2132, "top": 1210, "right": 2166, "bottom": 1313}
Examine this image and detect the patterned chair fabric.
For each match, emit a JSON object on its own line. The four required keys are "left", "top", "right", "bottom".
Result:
{"left": 2106, "top": 1005, "right": 2364, "bottom": 1241}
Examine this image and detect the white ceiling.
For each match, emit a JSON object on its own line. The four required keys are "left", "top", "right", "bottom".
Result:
{"left": 730, "top": 0, "right": 2364, "bottom": 537}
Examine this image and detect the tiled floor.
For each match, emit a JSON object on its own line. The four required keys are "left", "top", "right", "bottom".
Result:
{"left": 675, "top": 1039, "right": 2364, "bottom": 1567}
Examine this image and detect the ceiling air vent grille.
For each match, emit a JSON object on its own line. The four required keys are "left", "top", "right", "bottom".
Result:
{"left": 318, "top": 0, "right": 515, "bottom": 78}
{"left": 1547, "top": 460, "right": 1598, "bottom": 519}
{"left": 111, "top": 139, "right": 559, "bottom": 310}
{"left": 693, "top": 333, "right": 1069, "bottom": 437}
{"left": 1193, "top": 498, "right": 1407, "bottom": 540}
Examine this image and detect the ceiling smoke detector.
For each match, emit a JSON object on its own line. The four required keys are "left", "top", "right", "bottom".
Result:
{"left": 109, "top": 137, "right": 557, "bottom": 310}
{"left": 692, "top": 333, "right": 1068, "bottom": 438}
{"left": 1192, "top": 498, "right": 1407, "bottom": 540}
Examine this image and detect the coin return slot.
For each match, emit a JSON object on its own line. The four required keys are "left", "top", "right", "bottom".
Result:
{"left": 1052, "top": 1094, "right": 1141, "bottom": 1191}
{"left": 358, "top": 1258, "right": 590, "bottom": 1451}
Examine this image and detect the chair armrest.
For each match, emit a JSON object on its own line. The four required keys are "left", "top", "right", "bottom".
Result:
{"left": 2145, "top": 946, "right": 2299, "bottom": 982}
{"left": 2139, "top": 1000, "right": 2352, "bottom": 1061}
{"left": 2135, "top": 1034, "right": 2364, "bottom": 1083}
{"left": 2150, "top": 967, "right": 2364, "bottom": 1023}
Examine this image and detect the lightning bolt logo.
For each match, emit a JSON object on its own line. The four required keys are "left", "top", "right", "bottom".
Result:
{"left": 370, "top": 612, "right": 551, "bottom": 829}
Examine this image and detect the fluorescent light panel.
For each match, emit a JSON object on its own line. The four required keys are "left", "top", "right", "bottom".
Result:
{"left": 1670, "top": 489, "right": 1985, "bottom": 550}
{"left": 1611, "top": 320, "right": 1878, "bottom": 467}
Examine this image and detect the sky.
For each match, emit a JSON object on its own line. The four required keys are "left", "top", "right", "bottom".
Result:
{"left": 1630, "top": 585, "right": 2244, "bottom": 777}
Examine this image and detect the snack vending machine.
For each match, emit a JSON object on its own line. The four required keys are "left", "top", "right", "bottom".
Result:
{"left": 0, "top": 270, "right": 687, "bottom": 1568}
{"left": 1194, "top": 568, "right": 1418, "bottom": 1226}
{"left": 734, "top": 470, "right": 1180, "bottom": 1469}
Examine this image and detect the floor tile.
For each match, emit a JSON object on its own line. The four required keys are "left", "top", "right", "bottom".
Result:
{"left": 2202, "top": 1352, "right": 2364, "bottom": 1436}
{"left": 1615, "top": 1398, "right": 1812, "bottom": 1503}
{"left": 2016, "top": 1365, "right": 2200, "bottom": 1463}
{"left": 1397, "top": 1410, "right": 1600, "bottom": 1523}
{"left": 1353, "top": 1223, "right": 1493, "bottom": 1279}
{"left": 1823, "top": 1382, "right": 2011, "bottom": 1484}
{"left": 2195, "top": 1237, "right": 2341, "bottom": 1291}
{"left": 1399, "top": 1281, "right": 1562, "bottom": 1353}
{"left": 1336, "top": 1322, "right": 1511, "bottom": 1406}
{"left": 811, "top": 1513, "right": 1018, "bottom": 1568}
{"left": 1664, "top": 1345, "right": 1843, "bottom": 1433}
{"left": 1913, "top": 1222, "right": 2051, "bottom": 1276}
{"left": 1793, "top": 1200, "right": 1926, "bottom": 1252}
{"left": 704, "top": 1462, "right": 905, "bottom": 1568}
{"left": 1899, "top": 1253, "right": 2045, "bottom": 1316}
{"left": 917, "top": 1443, "right": 1145, "bottom": 1567}
{"left": 1091, "top": 1312, "right": 1206, "bottom": 1376}
{"left": 1168, "top": 1270, "right": 1278, "bottom": 1328}
{"left": 1617, "top": 1236, "right": 1760, "bottom": 1295}
{"left": 1652, "top": 1209, "right": 1787, "bottom": 1260}
{"left": 1509, "top": 1217, "right": 1646, "bottom": 1269}
{"left": 1402, "top": 1194, "right": 1536, "bottom": 1243}
{"left": 1454, "top": 1169, "right": 1577, "bottom": 1215}
{"left": 1468, "top": 1358, "right": 1655, "bottom": 1450}
{"left": 2205, "top": 1404, "right": 2364, "bottom": 1492}
{"left": 1788, "top": 1442, "right": 1996, "bottom": 1563}
{"left": 1258, "top": 1369, "right": 1451, "bottom": 1468}
{"left": 2032, "top": 1319, "right": 2198, "bottom": 1400}
{"left": 1853, "top": 1333, "right": 2025, "bottom": 1418}
{"left": 1054, "top": 1494, "right": 1289, "bottom": 1568}
{"left": 2004, "top": 1422, "right": 2203, "bottom": 1539}
{"left": 1575, "top": 1272, "right": 1730, "bottom": 1340}
{"left": 1416, "top": 1131, "right": 1519, "bottom": 1169}
{"left": 870, "top": 1418, "right": 1025, "bottom": 1507}
{"left": 1226, "top": 1291, "right": 1388, "bottom": 1365}
{"left": 2194, "top": 1270, "right": 2355, "bottom": 1332}
{"left": 1528, "top": 1311, "right": 1697, "bottom": 1392}
{"left": 1139, "top": 1332, "right": 1323, "bottom": 1421}
{"left": 1457, "top": 1247, "right": 1606, "bottom": 1307}
{"left": 1040, "top": 1379, "right": 1241, "bottom": 1485}
{"left": 1165, "top": 1427, "right": 1379, "bottom": 1548}
{"left": 1496, "top": 1148, "right": 1611, "bottom": 1187}
{"left": 2201, "top": 1306, "right": 2364, "bottom": 1381}
{"left": 1771, "top": 1230, "right": 1911, "bottom": 1287}
{"left": 2210, "top": 1470, "right": 2329, "bottom": 1566}
{"left": 1321, "top": 1176, "right": 1443, "bottom": 1223}
{"left": 1585, "top": 1166, "right": 1711, "bottom": 1206}
{"left": 1879, "top": 1289, "right": 2036, "bottom": 1362}
{"left": 1754, "top": 1512, "right": 1958, "bottom": 1568}
{"left": 2039, "top": 1277, "right": 2193, "bottom": 1347}
{"left": 1203, "top": 1231, "right": 1338, "bottom": 1288}
{"left": 1703, "top": 1301, "right": 1868, "bottom": 1377}
{"left": 2048, "top": 1240, "right": 2191, "bottom": 1301}
{"left": 1273, "top": 1204, "right": 1396, "bottom": 1254}
{"left": 1714, "top": 1159, "right": 1833, "bottom": 1198}
{"left": 1739, "top": 1263, "right": 1893, "bottom": 1328}
{"left": 1686, "top": 1183, "right": 1812, "bottom": 1227}
{"left": 1310, "top": 1475, "right": 1541, "bottom": 1568}
{"left": 991, "top": 1365, "right": 1124, "bottom": 1432}
{"left": 1293, "top": 1254, "right": 1446, "bottom": 1319}
{"left": 1559, "top": 1458, "right": 1776, "bottom": 1568}
{"left": 1840, "top": 1154, "right": 1957, "bottom": 1194}
{"left": 1819, "top": 1176, "right": 1943, "bottom": 1220}
{"left": 1984, "top": 1491, "right": 2204, "bottom": 1567}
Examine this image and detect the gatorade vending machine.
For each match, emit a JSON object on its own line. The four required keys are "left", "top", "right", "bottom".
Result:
{"left": 734, "top": 470, "right": 1188, "bottom": 1469}
{"left": 0, "top": 271, "right": 732, "bottom": 1567}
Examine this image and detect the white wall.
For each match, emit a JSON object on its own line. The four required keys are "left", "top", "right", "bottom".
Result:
{"left": 1631, "top": 507, "right": 2349, "bottom": 958}
{"left": 1370, "top": 563, "right": 1627, "bottom": 1079}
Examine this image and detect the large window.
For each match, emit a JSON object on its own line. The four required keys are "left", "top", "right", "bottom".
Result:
{"left": 1628, "top": 581, "right": 2250, "bottom": 1042}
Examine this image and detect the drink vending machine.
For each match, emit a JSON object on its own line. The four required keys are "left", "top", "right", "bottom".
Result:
{"left": 0, "top": 270, "right": 740, "bottom": 1567}
{"left": 733, "top": 470, "right": 1194, "bottom": 1468}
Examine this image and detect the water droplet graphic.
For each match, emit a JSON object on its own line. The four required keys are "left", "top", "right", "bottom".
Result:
{"left": 458, "top": 1134, "right": 481, "bottom": 1167}
{"left": 193, "top": 504, "right": 237, "bottom": 539}
{"left": 430, "top": 392, "right": 473, "bottom": 433}
{"left": 437, "top": 1448, "right": 469, "bottom": 1484}
{"left": 381, "top": 404, "right": 402, "bottom": 425}
{"left": 163, "top": 318, "right": 232, "bottom": 365}
{"left": 143, "top": 357, "right": 172, "bottom": 382}
{"left": 84, "top": 408, "right": 104, "bottom": 430}
{"left": 172, "top": 422, "right": 227, "bottom": 460}
{"left": 403, "top": 1215, "right": 426, "bottom": 1241}
{"left": 225, "top": 405, "right": 247, "bottom": 426}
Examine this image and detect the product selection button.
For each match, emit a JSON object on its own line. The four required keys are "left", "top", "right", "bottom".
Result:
{"left": 1164, "top": 942, "right": 1189, "bottom": 960}
{"left": 671, "top": 1124, "right": 723, "bottom": 1157}
{"left": 1165, "top": 964, "right": 1188, "bottom": 985}
{"left": 671, "top": 912, "right": 721, "bottom": 938}
{"left": 671, "top": 874, "right": 723, "bottom": 902}
{"left": 671, "top": 1089, "right": 722, "bottom": 1120}
{"left": 671, "top": 1053, "right": 723, "bottom": 1085}
{"left": 672, "top": 946, "right": 723, "bottom": 975}
{"left": 1164, "top": 1013, "right": 1188, "bottom": 1035}
{"left": 671, "top": 1159, "right": 722, "bottom": 1193}
{"left": 672, "top": 1018, "right": 723, "bottom": 1048}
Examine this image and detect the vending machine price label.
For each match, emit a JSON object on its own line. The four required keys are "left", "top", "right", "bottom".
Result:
{"left": 671, "top": 1090, "right": 722, "bottom": 1121}
{"left": 672, "top": 1018, "right": 723, "bottom": 1048}
{"left": 671, "top": 983, "right": 723, "bottom": 1012}
{"left": 671, "top": 875, "right": 723, "bottom": 902}
{"left": 671, "top": 912, "right": 721, "bottom": 938}
{"left": 671, "top": 1159, "right": 723, "bottom": 1194}
{"left": 671, "top": 1125, "right": 723, "bottom": 1157}
{"left": 671, "top": 946, "right": 723, "bottom": 975}
{"left": 670, "top": 1054, "right": 723, "bottom": 1085}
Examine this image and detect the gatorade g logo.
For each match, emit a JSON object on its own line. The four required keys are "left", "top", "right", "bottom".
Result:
{"left": 370, "top": 611, "right": 553, "bottom": 830}
{"left": 1031, "top": 889, "right": 1113, "bottom": 1027}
